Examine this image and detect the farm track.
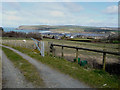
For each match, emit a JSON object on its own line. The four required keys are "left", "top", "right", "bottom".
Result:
{"left": 0, "top": 48, "right": 2, "bottom": 89}
{"left": 1, "top": 45, "right": 89, "bottom": 88}
{"left": 1, "top": 49, "right": 34, "bottom": 88}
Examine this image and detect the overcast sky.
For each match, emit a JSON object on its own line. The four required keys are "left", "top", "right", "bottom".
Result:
{"left": 1, "top": 1, "right": 119, "bottom": 27}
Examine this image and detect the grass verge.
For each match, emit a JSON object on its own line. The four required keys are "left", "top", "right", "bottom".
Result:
{"left": 3, "top": 44, "right": 120, "bottom": 88}
{"left": 2, "top": 47, "right": 45, "bottom": 87}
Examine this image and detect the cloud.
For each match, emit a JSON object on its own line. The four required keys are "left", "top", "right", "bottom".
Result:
{"left": 0, "top": 3, "right": 2, "bottom": 26}
{"left": 63, "top": 3, "right": 84, "bottom": 12}
{"left": 4, "top": 15, "right": 22, "bottom": 21}
{"left": 2, "top": 2, "right": 118, "bottom": 27}
{"left": 85, "top": 18, "right": 118, "bottom": 27}
{"left": 3, "top": 11, "right": 17, "bottom": 15}
{"left": 50, "top": 11, "right": 65, "bottom": 17}
{"left": 103, "top": 5, "right": 118, "bottom": 14}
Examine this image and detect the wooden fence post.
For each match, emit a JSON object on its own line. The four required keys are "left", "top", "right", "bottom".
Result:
{"left": 52, "top": 46, "right": 55, "bottom": 57}
{"left": 61, "top": 46, "right": 64, "bottom": 58}
{"left": 35, "top": 41, "right": 37, "bottom": 49}
{"left": 48, "top": 42, "right": 51, "bottom": 55}
{"left": 103, "top": 52, "right": 106, "bottom": 70}
{"left": 76, "top": 48, "right": 78, "bottom": 62}
{"left": 37, "top": 42, "right": 39, "bottom": 50}
{"left": 50, "top": 43, "right": 54, "bottom": 57}
{"left": 38, "top": 42, "right": 39, "bottom": 47}
{"left": 33, "top": 44, "right": 35, "bottom": 49}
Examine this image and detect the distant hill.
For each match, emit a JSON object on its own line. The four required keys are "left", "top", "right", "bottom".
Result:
{"left": 18, "top": 25, "right": 56, "bottom": 30}
{"left": 17, "top": 25, "right": 118, "bottom": 33}
{"left": 17, "top": 25, "right": 93, "bottom": 30}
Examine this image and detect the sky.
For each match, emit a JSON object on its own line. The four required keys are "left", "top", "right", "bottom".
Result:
{"left": 1, "top": 1, "right": 119, "bottom": 27}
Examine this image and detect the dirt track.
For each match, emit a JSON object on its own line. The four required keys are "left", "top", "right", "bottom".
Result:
{"left": 1, "top": 45, "right": 89, "bottom": 88}
{"left": 2, "top": 49, "right": 34, "bottom": 88}
{"left": 0, "top": 48, "right": 2, "bottom": 89}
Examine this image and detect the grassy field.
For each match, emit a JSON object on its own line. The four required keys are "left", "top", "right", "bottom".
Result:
{"left": 2, "top": 38, "right": 119, "bottom": 67}
{"left": 43, "top": 39, "right": 119, "bottom": 65}
{"left": 2, "top": 47, "right": 45, "bottom": 87}
{"left": 43, "top": 38, "right": 119, "bottom": 52}
{"left": 2, "top": 37, "right": 119, "bottom": 52}
{"left": 4, "top": 44, "right": 120, "bottom": 88}
{"left": 68, "top": 38, "right": 93, "bottom": 42}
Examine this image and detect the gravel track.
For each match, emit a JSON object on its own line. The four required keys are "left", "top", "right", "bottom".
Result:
{"left": 0, "top": 48, "right": 2, "bottom": 89}
{"left": 1, "top": 49, "right": 34, "bottom": 88}
{"left": 1, "top": 45, "right": 89, "bottom": 88}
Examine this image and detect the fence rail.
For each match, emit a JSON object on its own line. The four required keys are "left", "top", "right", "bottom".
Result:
{"left": 52, "top": 44, "right": 120, "bottom": 55}
{"left": 50, "top": 43, "right": 120, "bottom": 70}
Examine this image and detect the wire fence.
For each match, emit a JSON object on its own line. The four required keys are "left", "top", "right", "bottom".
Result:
{"left": 50, "top": 43, "right": 120, "bottom": 70}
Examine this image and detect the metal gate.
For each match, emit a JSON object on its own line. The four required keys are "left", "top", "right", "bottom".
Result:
{"left": 31, "top": 38, "right": 44, "bottom": 57}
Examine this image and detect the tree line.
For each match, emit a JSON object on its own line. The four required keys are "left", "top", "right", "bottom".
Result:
{"left": 2, "top": 31, "right": 42, "bottom": 40}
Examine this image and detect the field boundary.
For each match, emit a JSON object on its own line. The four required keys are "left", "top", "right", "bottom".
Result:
{"left": 50, "top": 43, "right": 120, "bottom": 70}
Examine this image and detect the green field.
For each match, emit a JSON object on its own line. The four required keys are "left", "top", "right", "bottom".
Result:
{"left": 2, "top": 37, "right": 119, "bottom": 65}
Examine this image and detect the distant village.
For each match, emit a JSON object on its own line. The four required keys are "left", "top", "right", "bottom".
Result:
{"left": 41, "top": 31, "right": 117, "bottom": 40}
{"left": 1, "top": 26, "right": 119, "bottom": 43}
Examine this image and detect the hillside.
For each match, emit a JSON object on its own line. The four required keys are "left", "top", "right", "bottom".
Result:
{"left": 18, "top": 25, "right": 56, "bottom": 30}
{"left": 17, "top": 25, "right": 118, "bottom": 33}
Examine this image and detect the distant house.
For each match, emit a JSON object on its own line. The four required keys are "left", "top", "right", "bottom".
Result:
{"left": 92, "top": 36, "right": 105, "bottom": 39}
{"left": 70, "top": 35, "right": 77, "bottom": 38}
{"left": 70, "top": 36, "right": 74, "bottom": 38}
{"left": 54, "top": 36, "right": 60, "bottom": 39}
{"left": 81, "top": 36, "right": 87, "bottom": 39}
{"left": 65, "top": 34, "right": 71, "bottom": 38}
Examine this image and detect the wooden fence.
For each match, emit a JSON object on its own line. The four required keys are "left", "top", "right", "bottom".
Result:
{"left": 50, "top": 43, "right": 120, "bottom": 70}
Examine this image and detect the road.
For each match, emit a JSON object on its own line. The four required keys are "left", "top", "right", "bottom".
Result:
{"left": 1, "top": 45, "right": 89, "bottom": 88}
